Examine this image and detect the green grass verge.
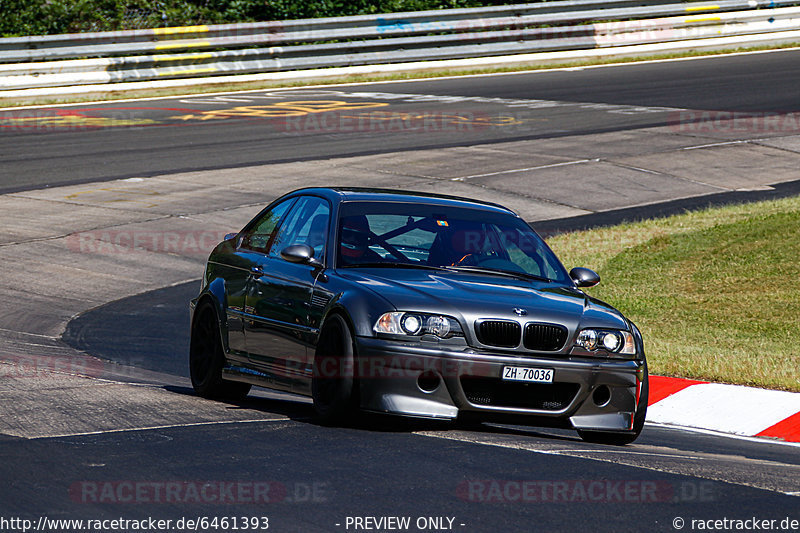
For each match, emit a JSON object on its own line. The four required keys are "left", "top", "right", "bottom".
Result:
{"left": 2, "top": 41, "right": 799, "bottom": 109}
{"left": 547, "top": 195, "right": 800, "bottom": 392}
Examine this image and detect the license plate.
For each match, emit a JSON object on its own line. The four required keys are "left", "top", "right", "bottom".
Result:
{"left": 502, "top": 366, "right": 553, "bottom": 383}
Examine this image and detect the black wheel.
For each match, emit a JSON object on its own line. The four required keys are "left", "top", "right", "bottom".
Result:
{"left": 312, "top": 314, "right": 357, "bottom": 424}
{"left": 189, "top": 302, "right": 251, "bottom": 400}
{"left": 577, "top": 362, "right": 649, "bottom": 446}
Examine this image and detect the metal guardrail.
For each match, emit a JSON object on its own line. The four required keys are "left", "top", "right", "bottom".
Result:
{"left": 2, "top": 0, "right": 800, "bottom": 91}
{"left": 0, "top": 0, "right": 677, "bottom": 58}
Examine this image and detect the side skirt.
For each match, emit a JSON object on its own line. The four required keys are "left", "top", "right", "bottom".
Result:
{"left": 222, "top": 364, "right": 298, "bottom": 396}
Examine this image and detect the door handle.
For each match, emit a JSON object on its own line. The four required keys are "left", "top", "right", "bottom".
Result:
{"left": 250, "top": 265, "right": 263, "bottom": 276}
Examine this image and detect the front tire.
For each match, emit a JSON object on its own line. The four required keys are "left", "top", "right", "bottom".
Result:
{"left": 577, "top": 362, "right": 648, "bottom": 445}
{"left": 312, "top": 314, "right": 357, "bottom": 424}
{"left": 189, "top": 302, "right": 251, "bottom": 400}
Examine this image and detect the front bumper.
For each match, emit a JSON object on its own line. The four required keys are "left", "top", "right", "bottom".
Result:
{"left": 355, "top": 336, "right": 644, "bottom": 431}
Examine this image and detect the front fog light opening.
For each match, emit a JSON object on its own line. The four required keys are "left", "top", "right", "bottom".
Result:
{"left": 417, "top": 370, "right": 441, "bottom": 393}
{"left": 592, "top": 385, "right": 611, "bottom": 407}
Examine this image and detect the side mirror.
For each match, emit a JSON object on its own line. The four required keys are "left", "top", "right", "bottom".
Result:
{"left": 570, "top": 267, "right": 600, "bottom": 288}
{"left": 224, "top": 232, "right": 238, "bottom": 241}
{"left": 281, "top": 244, "right": 322, "bottom": 267}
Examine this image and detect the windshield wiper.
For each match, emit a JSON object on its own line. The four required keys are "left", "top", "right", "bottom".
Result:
{"left": 342, "top": 262, "right": 450, "bottom": 271}
{"left": 443, "top": 265, "right": 552, "bottom": 282}
{"left": 342, "top": 262, "right": 552, "bottom": 282}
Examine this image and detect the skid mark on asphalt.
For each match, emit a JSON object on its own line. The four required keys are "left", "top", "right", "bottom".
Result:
{"left": 35, "top": 418, "right": 291, "bottom": 440}
{"left": 414, "top": 429, "right": 800, "bottom": 496}
{"left": 63, "top": 186, "right": 163, "bottom": 209}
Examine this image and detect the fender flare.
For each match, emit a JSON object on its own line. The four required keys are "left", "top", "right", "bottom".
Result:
{"left": 192, "top": 278, "right": 229, "bottom": 348}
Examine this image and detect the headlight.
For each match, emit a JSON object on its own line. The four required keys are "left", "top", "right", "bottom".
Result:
{"left": 575, "top": 329, "right": 635, "bottom": 355}
{"left": 374, "top": 312, "right": 463, "bottom": 339}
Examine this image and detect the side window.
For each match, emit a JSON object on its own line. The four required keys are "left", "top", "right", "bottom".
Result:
{"left": 268, "top": 196, "right": 330, "bottom": 261}
{"left": 240, "top": 198, "right": 295, "bottom": 253}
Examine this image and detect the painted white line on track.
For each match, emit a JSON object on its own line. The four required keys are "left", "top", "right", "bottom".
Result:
{"left": 681, "top": 140, "right": 749, "bottom": 150}
{"left": 0, "top": 327, "right": 58, "bottom": 339}
{"left": 645, "top": 422, "right": 800, "bottom": 449}
{"left": 453, "top": 160, "right": 591, "bottom": 181}
{"left": 414, "top": 429, "right": 800, "bottom": 495}
{"left": 557, "top": 450, "right": 703, "bottom": 460}
{"left": 414, "top": 431, "right": 706, "bottom": 461}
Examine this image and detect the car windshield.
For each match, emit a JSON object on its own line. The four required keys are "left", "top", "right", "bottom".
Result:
{"left": 336, "top": 201, "right": 571, "bottom": 284}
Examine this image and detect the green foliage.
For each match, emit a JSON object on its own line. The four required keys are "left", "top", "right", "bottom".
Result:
{"left": 0, "top": 0, "right": 496, "bottom": 37}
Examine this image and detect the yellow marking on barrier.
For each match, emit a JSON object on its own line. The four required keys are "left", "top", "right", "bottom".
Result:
{"left": 169, "top": 100, "right": 390, "bottom": 121}
{"left": 153, "top": 25, "right": 209, "bottom": 36}
{"left": 685, "top": 4, "right": 720, "bottom": 12}
{"left": 157, "top": 67, "right": 218, "bottom": 76}
{"left": 155, "top": 41, "right": 211, "bottom": 51}
{"left": 685, "top": 15, "right": 722, "bottom": 23}
{"left": 153, "top": 53, "right": 214, "bottom": 62}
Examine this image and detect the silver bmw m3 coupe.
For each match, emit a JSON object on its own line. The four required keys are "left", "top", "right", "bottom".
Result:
{"left": 190, "top": 187, "right": 648, "bottom": 444}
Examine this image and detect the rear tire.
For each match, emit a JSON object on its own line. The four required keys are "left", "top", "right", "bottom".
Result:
{"left": 577, "top": 362, "right": 648, "bottom": 445}
{"left": 312, "top": 314, "right": 357, "bottom": 424}
{"left": 189, "top": 302, "right": 251, "bottom": 401}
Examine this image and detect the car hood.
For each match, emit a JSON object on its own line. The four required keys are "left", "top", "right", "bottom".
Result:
{"left": 339, "top": 268, "right": 628, "bottom": 331}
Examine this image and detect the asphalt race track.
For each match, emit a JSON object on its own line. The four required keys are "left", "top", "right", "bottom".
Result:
{"left": 2, "top": 50, "right": 800, "bottom": 532}
{"left": 60, "top": 244, "right": 800, "bottom": 528}
{"left": 3, "top": 49, "right": 800, "bottom": 192}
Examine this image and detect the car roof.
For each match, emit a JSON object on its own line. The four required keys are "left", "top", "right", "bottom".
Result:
{"left": 285, "top": 187, "right": 517, "bottom": 216}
